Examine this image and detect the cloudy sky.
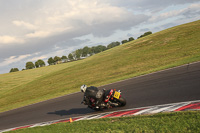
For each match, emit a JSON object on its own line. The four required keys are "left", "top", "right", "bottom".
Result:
{"left": 0, "top": 0, "right": 200, "bottom": 74}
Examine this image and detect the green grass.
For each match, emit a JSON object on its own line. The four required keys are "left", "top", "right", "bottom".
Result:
{"left": 7, "top": 111, "right": 200, "bottom": 133}
{"left": 0, "top": 20, "right": 200, "bottom": 112}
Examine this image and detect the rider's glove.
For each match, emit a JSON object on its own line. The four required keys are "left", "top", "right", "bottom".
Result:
{"left": 81, "top": 100, "right": 86, "bottom": 104}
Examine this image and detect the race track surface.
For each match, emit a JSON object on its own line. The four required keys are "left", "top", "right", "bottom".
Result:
{"left": 0, "top": 62, "right": 200, "bottom": 130}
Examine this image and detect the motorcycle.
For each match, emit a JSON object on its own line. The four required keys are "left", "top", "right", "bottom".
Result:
{"left": 82, "top": 89, "right": 126, "bottom": 111}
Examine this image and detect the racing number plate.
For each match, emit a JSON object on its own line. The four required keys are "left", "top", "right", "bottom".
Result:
{"left": 113, "top": 91, "right": 120, "bottom": 99}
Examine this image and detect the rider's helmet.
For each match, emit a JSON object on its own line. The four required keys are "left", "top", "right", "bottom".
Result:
{"left": 80, "top": 85, "right": 87, "bottom": 93}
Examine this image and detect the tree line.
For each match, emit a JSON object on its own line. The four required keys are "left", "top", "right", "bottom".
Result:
{"left": 9, "top": 31, "right": 152, "bottom": 73}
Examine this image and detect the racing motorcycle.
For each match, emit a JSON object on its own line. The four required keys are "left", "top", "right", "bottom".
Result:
{"left": 82, "top": 89, "right": 126, "bottom": 111}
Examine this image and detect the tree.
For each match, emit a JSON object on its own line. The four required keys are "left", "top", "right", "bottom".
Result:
{"left": 14, "top": 68, "right": 19, "bottom": 72}
{"left": 54, "top": 56, "right": 61, "bottom": 64}
{"left": 107, "top": 43, "right": 113, "bottom": 49}
{"left": 75, "top": 50, "right": 81, "bottom": 60}
{"left": 88, "top": 47, "right": 93, "bottom": 56}
{"left": 137, "top": 31, "right": 152, "bottom": 39}
{"left": 54, "top": 56, "right": 61, "bottom": 62}
{"left": 9, "top": 68, "right": 19, "bottom": 73}
{"left": 121, "top": 40, "right": 128, "bottom": 44}
{"left": 61, "top": 55, "right": 68, "bottom": 63}
{"left": 97, "top": 45, "right": 106, "bottom": 53}
{"left": 144, "top": 31, "right": 152, "bottom": 36}
{"left": 71, "top": 51, "right": 77, "bottom": 60}
{"left": 26, "top": 62, "right": 35, "bottom": 69}
{"left": 107, "top": 41, "right": 120, "bottom": 49}
{"left": 37, "top": 59, "right": 45, "bottom": 67}
{"left": 128, "top": 37, "right": 135, "bottom": 42}
{"left": 91, "top": 46, "right": 96, "bottom": 54}
{"left": 115, "top": 41, "right": 120, "bottom": 46}
{"left": 97, "top": 45, "right": 106, "bottom": 52}
{"left": 68, "top": 53, "right": 74, "bottom": 61}
{"left": 82, "top": 46, "right": 89, "bottom": 57}
{"left": 48, "top": 57, "right": 54, "bottom": 65}
{"left": 35, "top": 61, "right": 39, "bottom": 68}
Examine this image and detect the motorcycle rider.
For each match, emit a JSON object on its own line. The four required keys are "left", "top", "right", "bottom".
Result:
{"left": 80, "top": 85, "right": 104, "bottom": 109}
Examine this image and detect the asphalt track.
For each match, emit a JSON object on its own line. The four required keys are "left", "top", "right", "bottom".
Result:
{"left": 0, "top": 62, "right": 200, "bottom": 130}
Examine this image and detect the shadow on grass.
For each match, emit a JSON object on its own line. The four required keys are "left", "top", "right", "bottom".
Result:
{"left": 47, "top": 108, "right": 94, "bottom": 116}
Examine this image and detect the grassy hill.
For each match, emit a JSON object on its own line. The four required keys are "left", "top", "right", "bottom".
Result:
{"left": 0, "top": 20, "right": 200, "bottom": 113}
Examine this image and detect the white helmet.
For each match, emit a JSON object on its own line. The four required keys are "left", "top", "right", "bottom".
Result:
{"left": 81, "top": 85, "right": 87, "bottom": 93}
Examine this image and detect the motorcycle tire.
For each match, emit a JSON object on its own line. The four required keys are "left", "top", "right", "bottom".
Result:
{"left": 117, "top": 97, "right": 126, "bottom": 106}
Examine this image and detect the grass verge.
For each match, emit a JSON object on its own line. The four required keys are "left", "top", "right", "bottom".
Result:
{"left": 7, "top": 111, "right": 200, "bottom": 133}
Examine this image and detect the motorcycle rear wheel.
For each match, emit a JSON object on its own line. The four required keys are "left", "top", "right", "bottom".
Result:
{"left": 117, "top": 97, "right": 126, "bottom": 106}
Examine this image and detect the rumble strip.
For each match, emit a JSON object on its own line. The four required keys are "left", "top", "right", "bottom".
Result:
{"left": 1, "top": 100, "right": 200, "bottom": 133}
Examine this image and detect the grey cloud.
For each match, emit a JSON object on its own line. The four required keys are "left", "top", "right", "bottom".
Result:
{"left": 182, "top": 7, "right": 200, "bottom": 18}
{"left": 161, "top": 23, "right": 177, "bottom": 29}
{"left": 127, "top": 33, "right": 133, "bottom": 37}
{"left": 140, "top": 28, "right": 150, "bottom": 32}
{"left": 0, "top": 9, "right": 149, "bottom": 58}
{"left": 107, "top": 0, "right": 200, "bottom": 12}
{"left": 153, "top": 27, "right": 161, "bottom": 32}
{"left": 152, "top": 22, "right": 180, "bottom": 33}
{"left": 0, "top": 34, "right": 89, "bottom": 59}
{"left": 90, "top": 14, "right": 149, "bottom": 37}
